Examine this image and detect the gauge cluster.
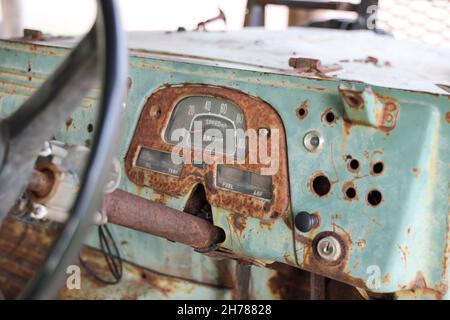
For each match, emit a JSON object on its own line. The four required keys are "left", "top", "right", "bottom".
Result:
{"left": 164, "top": 96, "right": 246, "bottom": 158}
{"left": 125, "top": 84, "right": 289, "bottom": 219}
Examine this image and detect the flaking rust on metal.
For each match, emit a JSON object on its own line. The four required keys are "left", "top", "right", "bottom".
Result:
{"left": 446, "top": 111, "right": 450, "bottom": 123}
{"left": 104, "top": 189, "right": 224, "bottom": 250}
{"left": 288, "top": 57, "right": 342, "bottom": 76}
{"left": 394, "top": 271, "right": 445, "bottom": 299}
{"left": 267, "top": 263, "right": 314, "bottom": 299}
{"left": 267, "top": 262, "right": 364, "bottom": 300}
{"left": 203, "top": 248, "right": 267, "bottom": 268}
{"left": 27, "top": 169, "right": 55, "bottom": 198}
{"left": 296, "top": 228, "right": 369, "bottom": 290}
{"left": 0, "top": 217, "right": 61, "bottom": 299}
{"left": 65, "top": 117, "right": 74, "bottom": 130}
{"left": 124, "top": 84, "right": 290, "bottom": 220}
{"left": 59, "top": 247, "right": 187, "bottom": 299}
{"left": 228, "top": 212, "right": 247, "bottom": 237}
{"left": 339, "top": 86, "right": 400, "bottom": 135}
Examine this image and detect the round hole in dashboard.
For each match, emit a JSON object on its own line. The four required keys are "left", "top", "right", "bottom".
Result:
{"left": 345, "top": 187, "right": 356, "bottom": 199}
{"left": 371, "top": 161, "right": 384, "bottom": 175}
{"left": 312, "top": 174, "right": 331, "bottom": 197}
{"left": 215, "top": 227, "right": 227, "bottom": 244}
{"left": 367, "top": 189, "right": 382, "bottom": 207}
{"left": 322, "top": 108, "right": 337, "bottom": 125}
{"left": 348, "top": 159, "right": 360, "bottom": 172}
{"left": 325, "top": 111, "right": 335, "bottom": 123}
{"left": 297, "top": 107, "right": 307, "bottom": 119}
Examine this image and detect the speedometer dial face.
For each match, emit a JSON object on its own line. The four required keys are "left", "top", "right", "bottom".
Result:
{"left": 164, "top": 96, "right": 246, "bottom": 157}
{"left": 125, "top": 84, "right": 290, "bottom": 220}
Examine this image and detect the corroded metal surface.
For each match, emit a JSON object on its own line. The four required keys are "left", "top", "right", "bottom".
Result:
{"left": 125, "top": 84, "right": 290, "bottom": 221}
{"left": 0, "top": 217, "right": 342, "bottom": 300}
{"left": 0, "top": 217, "right": 59, "bottom": 299}
{"left": 27, "top": 169, "right": 54, "bottom": 198}
{"left": 59, "top": 247, "right": 233, "bottom": 300}
{"left": 0, "top": 36, "right": 449, "bottom": 299}
{"left": 104, "top": 189, "right": 224, "bottom": 250}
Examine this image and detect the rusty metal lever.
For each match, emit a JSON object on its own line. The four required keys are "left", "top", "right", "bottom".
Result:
{"left": 103, "top": 189, "right": 225, "bottom": 250}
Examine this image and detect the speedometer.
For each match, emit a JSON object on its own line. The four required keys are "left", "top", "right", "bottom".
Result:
{"left": 164, "top": 96, "right": 246, "bottom": 157}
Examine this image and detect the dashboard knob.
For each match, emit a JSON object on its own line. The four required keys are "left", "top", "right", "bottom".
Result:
{"left": 295, "top": 211, "right": 318, "bottom": 232}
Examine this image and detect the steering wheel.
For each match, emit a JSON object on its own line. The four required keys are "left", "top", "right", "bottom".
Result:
{"left": 0, "top": 0, "right": 127, "bottom": 299}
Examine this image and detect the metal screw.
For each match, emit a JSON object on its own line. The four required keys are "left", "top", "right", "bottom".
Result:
{"left": 303, "top": 131, "right": 323, "bottom": 153}
{"left": 316, "top": 235, "right": 342, "bottom": 262}
{"left": 30, "top": 203, "right": 48, "bottom": 220}
{"left": 258, "top": 127, "right": 270, "bottom": 137}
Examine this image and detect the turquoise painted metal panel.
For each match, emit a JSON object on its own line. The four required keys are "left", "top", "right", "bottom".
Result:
{"left": 0, "top": 39, "right": 449, "bottom": 299}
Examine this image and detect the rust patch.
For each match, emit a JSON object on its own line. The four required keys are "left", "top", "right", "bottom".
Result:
{"left": 375, "top": 93, "right": 399, "bottom": 105}
{"left": 282, "top": 214, "right": 294, "bottom": 231}
{"left": 397, "top": 244, "right": 409, "bottom": 267}
{"left": 295, "top": 233, "right": 313, "bottom": 246}
{"left": 382, "top": 273, "right": 392, "bottom": 284}
{"left": 27, "top": 169, "right": 55, "bottom": 198}
{"left": 124, "top": 84, "right": 290, "bottom": 220}
{"left": 343, "top": 120, "right": 352, "bottom": 136}
{"left": 259, "top": 219, "right": 274, "bottom": 231}
{"left": 341, "top": 90, "right": 399, "bottom": 135}
{"left": 407, "top": 226, "right": 412, "bottom": 236}
{"left": 283, "top": 253, "right": 297, "bottom": 266}
{"left": 377, "top": 102, "right": 400, "bottom": 134}
{"left": 342, "top": 91, "right": 364, "bottom": 109}
{"left": 445, "top": 111, "right": 450, "bottom": 123}
{"left": 297, "top": 229, "right": 368, "bottom": 290}
{"left": 139, "top": 269, "right": 176, "bottom": 296}
{"left": 127, "top": 77, "right": 132, "bottom": 91}
{"left": 356, "top": 239, "right": 366, "bottom": 248}
{"left": 65, "top": 117, "right": 73, "bottom": 130}
{"left": 408, "top": 272, "right": 427, "bottom": 290}
{"left": 0, "top": 218, "right": 61, "bottom": 299}
{"left": 59, "top": 247, "right": 186, "bottom": 299}
{"left": 412, "top": 167, "right": 420, "bottom": 178}
{"left": 372, "top": 150, "right": 384, "bottom": 156}
{"left": 395, "top": 288, "right": 443, "bottom": 300}
{"left": 296, "top": 100, "right": 308, "bottom": 120}
{"left": 267, "top": 263, "right": 312, "bottom": 299}
{"left": 105, "top": 189, "right": 224, "bottom": 250}
{"left": 229, "top": 212, "right": 247, "bottom": 236}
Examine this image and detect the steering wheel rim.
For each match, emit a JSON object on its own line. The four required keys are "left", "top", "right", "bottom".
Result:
{"left": 0, "top": 0, "right": 127, "bottom": 299}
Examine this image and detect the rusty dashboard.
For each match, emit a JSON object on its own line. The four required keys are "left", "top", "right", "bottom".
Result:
{"left": 0, "top": 28, "right": 449, "bottom": 300}
{"left": 125, "top": 84, "right": 289, "bottom": 220}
